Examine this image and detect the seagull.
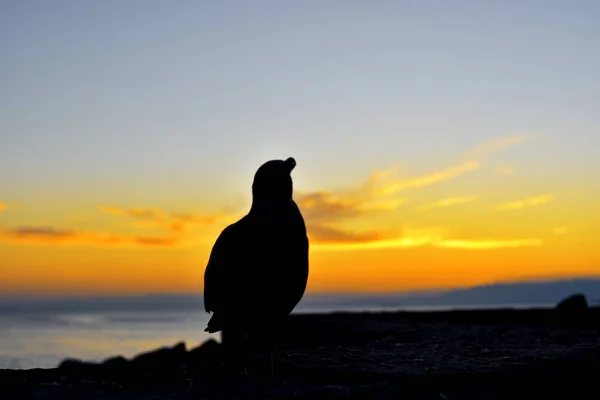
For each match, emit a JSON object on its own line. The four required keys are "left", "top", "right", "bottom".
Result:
{"left": 203, "top": 157, "right": 309, "bottom": 375}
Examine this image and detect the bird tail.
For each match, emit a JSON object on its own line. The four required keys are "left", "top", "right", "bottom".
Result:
{"left": 204, "top": 313, "right": 223, "bottom": 333}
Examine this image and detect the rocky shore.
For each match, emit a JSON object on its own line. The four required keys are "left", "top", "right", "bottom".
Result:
{"left": 1, "top": 305, "right": 599, "bottom": 399}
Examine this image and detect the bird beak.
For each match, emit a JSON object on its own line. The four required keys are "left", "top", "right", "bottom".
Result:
{"left": 283, "top": 157, "right": 296, "bottom": 174}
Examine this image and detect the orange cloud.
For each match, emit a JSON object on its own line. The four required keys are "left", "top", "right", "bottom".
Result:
{"left": 418, "top": 196, "right": 478, "bottom": 211}
{"left": 312, "top": 224, "right": 543, "bottom": 252}
{"left": 295, "top": 187, "right": 405, "bottom": 246}
{"left": 292, "top": 134, "right": 536, "bottom": 248}
{"left": 0, "top": 205, "right": 231, "bottom": 248}
{"left": 0, "top": 226, "right": 179, "bottom": 248}
{"left": 1, "top": 135, "right": 536, "bottom": 251}
{"left": 492, "top": 194, "right": 554, "bottom": 211}
{"left": 294, "top": 134, "right": 533, "bottom": 246}
{"left": 437, "top": 238, "right": 543, "bottom": 250}
{"left": 307, "top": 224, "right": 387, "bottom": 244}
{"left": 99, "top": 206, "right": 225, "bottom": 232}
{"left": 296, "top": 191, "right": 404, "bottom": 222}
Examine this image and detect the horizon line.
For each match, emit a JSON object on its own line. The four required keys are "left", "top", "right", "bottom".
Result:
{"left": 2, "top": 275, "right": 599, "bottom": 302}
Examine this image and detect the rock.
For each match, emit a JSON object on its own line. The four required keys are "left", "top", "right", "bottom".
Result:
{"left": 101, "top": 355, "right": 130, "bottom": 370}
{"left": 189, "top": 339, "right": 220, "bottom": 356}
{"left": 131, "top": 341, "right": 187, "bottom": 370}
{"left": 57, "top": 358, "right": 98, "bottom": 373}
{"left": 555, "top": 294, "right": 589, "bottom": 328}
{"left": 555, "top": 294, "right": 588, "bottom": 311}
{"left": 188, "top": 339, "right": 222, "bottom": 367}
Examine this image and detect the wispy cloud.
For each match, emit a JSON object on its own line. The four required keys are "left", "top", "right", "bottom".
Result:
{"left": 0, "top": 227, "right": 179, "bottom": 248}
{"left": 0, "top": 205, "right": 229, "bottom": 248}
{"left": 492, "top": 194, "right": 554, "bottom": 211}
{"left": 296, "top": 191, "right": 405, "bottom": 222}
{"left": 418, "top": 196, "right": 478, "bottom": 211}
{"left": 373, "top": 161, "right": 480, "bottom": 196}
{"left": 311, "top": 225, "right": 543, "bottom": 252}
{"left": 297, "top": 134, "right": 534, "bottom": 244}
{"left": 307, "top": 224, "right": 388, "bottom": 244}
{"left": 366, "top": 133, "right": 535, "bottom": 198}
{"left": 464, "top": 134, "right": 536, "bottom": 161}
{"left": 437, "top": 238, "right": 543, "bottom": 250}
{"left": 0, "top": 134, "right": 537, "bottom": 250}
{"left": 295, "top": 190, "right": 406, "bottom": 245}
{"left": 99, "top": 206, "right": 226, "bottom": 233}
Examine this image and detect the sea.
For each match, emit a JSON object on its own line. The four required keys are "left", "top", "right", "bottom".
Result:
{"left": 0, "top": 298, "right": 551, "bottom": 370}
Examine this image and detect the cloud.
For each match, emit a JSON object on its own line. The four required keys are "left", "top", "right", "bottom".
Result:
{"left": 307, "top": 224, "right": 388, "bottom": 244}
{"left": 0, "top": 204, "right": 232, "bottom": 248}
{"left": 295, "top": 190, "right": 405, "bottom": 246}
{"left": 418, "top": 196, "right": 478, "bottom": 211}
{"left": 1, "top": 134, "right": 536, "bottom": 250}
{"left": 295, "top": 134, "right": 533, "bottom": 244}
{"left": 437, "top": 239, "right": 543, "bottom": 250}
{"left": 364, "top": 134, "right": 535, "bottom": 198}
{"left": 99, "top": 206, "right": 224, "bottom": 233}
{"left": 464, "top": 134, "right": 536, "bottom": 161}
{"left": 492, "top": 194, "right": 554, "bottom": 211}
{"left": 296, "top": 191, "right": 366, "bottom": 221}
{"left": 311, "top": 225, "right": 543, "bottom": 252}
{"left": 0, "top": 226, "right": 179, "bottom": 248}
{"left": 0, "top": 205, "right": 228, "bottom": 249}
{"left": 5, "top": 227, "right": 76, "bottom": 241}
{"left": 295, "top": 191, "right": 405, "bottom": 222}
{"left": 372, "top": 161, "right": 480, "bottom": 197}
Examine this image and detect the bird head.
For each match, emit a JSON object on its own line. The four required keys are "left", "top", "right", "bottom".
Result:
{"left": 251, "top": 157, "right": 296, "bottom": 206}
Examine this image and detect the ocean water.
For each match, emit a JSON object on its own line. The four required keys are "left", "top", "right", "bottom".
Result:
{"left": 0, "top": 299, "right": 549, "bottom": 370}
{"left": 0, "top": 310, "right": 209, "bottom": 370}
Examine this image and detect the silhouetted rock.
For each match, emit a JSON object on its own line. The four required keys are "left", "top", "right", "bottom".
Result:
{"left": 556, "top": 293, "right": 588, "bottom": 311}
{"left": 189, "top": 338, "right": 220, "bottom": 356}
{"left": 131, "top": 341, "right": 187, "bottom": 370}
{"left": 555, "top": 293, "right": 589, "bottom": 328}
{"left": 188, "top": 339, "right": 221, "bottom": 361}
{"left": 101, "top": 355, "right": 129, "bottom": 370}
{"left": 57, "top": 358, "right": 97, "bottom": 373}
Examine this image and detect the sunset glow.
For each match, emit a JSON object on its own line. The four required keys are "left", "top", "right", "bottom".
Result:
{"left": 2, "top": 1, "right": 599, "bottom": 298}
{"left": 2, "top": 133, "right": 598, "bottom": 297}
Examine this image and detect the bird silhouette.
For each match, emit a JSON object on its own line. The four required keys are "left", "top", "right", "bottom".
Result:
{"left": 203, "top": 157, "right": 309, "bottom": 375}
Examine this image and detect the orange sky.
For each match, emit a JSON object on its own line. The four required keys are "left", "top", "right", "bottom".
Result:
{"left": 3, "top": 2, "right": 600, "bottom": 299}
{"left": 1, "top": 134, "right": 599, "bottom": 298}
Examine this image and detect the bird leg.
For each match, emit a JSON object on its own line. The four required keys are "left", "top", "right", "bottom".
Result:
{"left": 270, "top": 341, "right": 277, "bottom": 376}
{"left": 222, "top": 328, "right": 249, "bottom": 376}
{"left": 242, "top": 333, "right": 249, "bottom": 376}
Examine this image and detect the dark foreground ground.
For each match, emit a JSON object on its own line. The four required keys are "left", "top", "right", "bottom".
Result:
{"left": 1, "top": 306, "right": 599, "bottom": 399}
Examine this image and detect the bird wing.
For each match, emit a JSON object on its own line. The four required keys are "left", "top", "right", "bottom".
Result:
{"left": 203, "top": 224, "right": 235, "bottom": 313}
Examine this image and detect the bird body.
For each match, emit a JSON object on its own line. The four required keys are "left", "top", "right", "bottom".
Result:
{"left": 203, "top": 157, "right": 309, "bottom": 374}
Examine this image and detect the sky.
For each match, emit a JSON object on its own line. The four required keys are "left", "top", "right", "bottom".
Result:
{"left": 1, "top": 0, "right": 599, "bottom": 298}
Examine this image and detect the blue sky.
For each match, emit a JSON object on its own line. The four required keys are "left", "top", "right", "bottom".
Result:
{"left": 2, "top": 0, "right": 598, "bottom": 203}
